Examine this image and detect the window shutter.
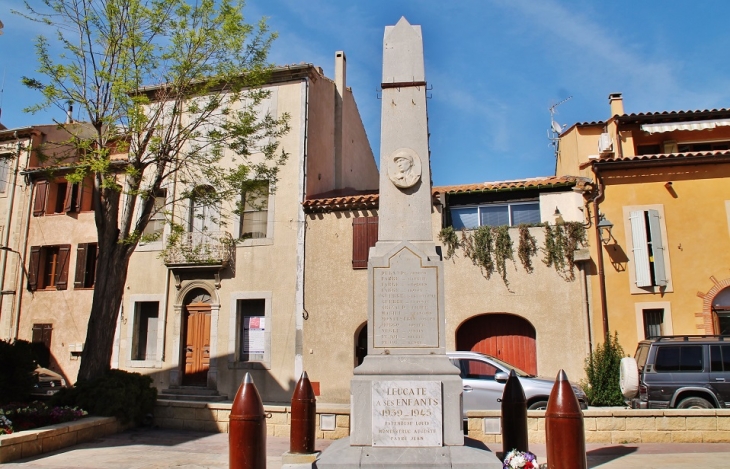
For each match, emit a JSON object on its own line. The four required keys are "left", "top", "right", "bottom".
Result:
{"left": 647, "top": 209, "right": 667, "bottom": 287}
{"left": 33, "top": 180, "right": 49, "bottom": 217}
{"left": 67, "top": 183, "right": 82, "bottom": 213}
{"left": 352, "top": 216, "right": 378, "bottom": 269}
{"left": 74, "top": 243, "right": 87, "bottom": 288}
{"left": 28, "top": 246, "right": 41, "bottom": 291}
{"left": 629, "top": 210, "right": 652, "bottom": 287}
{"left": 55, "top": 244, "right": 71, "bottom": 290}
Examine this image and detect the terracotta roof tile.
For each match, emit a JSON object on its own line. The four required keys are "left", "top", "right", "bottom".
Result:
{"left": 584, "top": 149, "right": 730, "bottom": 168}
{"left": 303, "top": 176, "right": 586, "bottom": 212}
{"left": 432, "top": 176, "right": 584, "bottom": 196}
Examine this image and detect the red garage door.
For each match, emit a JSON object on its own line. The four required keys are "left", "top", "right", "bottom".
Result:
{"left": 456, "top": 314, "right": 537, "bottom": 375}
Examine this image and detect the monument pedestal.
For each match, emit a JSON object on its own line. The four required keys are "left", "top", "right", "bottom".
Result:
{"left": 349, "top": 355, "right": 464, "bottom": 446}
{"left": 315, "top": 437, "right": 502, "bottom": 469}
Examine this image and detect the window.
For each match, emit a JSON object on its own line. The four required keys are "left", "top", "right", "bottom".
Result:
{"left": 31, "top": 323, "right": 52, "bottom": 368}
{"left": 457, "top": 359, "right": 499, "bottom": 380}
{"left": 240, "top": 181, "right": 269, "bottom": 239}
{"left": 74, "top": 243, "right": 98, "bottom": 288}
{"left": 654, "top": 345, "right": 703, "bottom": 372}
{"left": 629, "top": 209, "right": 667, "bottom": 288}
{"left": 710, "top": 345, "right": 730, "bottom": 372}
{"left": 189, "top": 185, "right": 219, "bottom": 233}
{"left": 142, "top": 189, "right": 167, "bottom": 239}
{"left": 678, "top": 141, "right": 730, "bottom": 152}
{"left": 0, "top": 155, "right": 10, "bottom": 193}
{"left": 28, "top": 245, "right": 71, "bottom": 291}
{"left": 33, "top": 176, "right": 93, "bottom": 216}
{"left": 238, "top": 299, "right": 266, "bottom": 362}
{"left": 132, "top": 302, "right": 159, "bottom": 361}
{"left": 643, "top": 309, "right": 664, "bottom": 339}
{"left": 352, "top": 216, "right": 378, "bottom": 269}
{"left": 451, "top": 201, "right": 540, "bottom": 230}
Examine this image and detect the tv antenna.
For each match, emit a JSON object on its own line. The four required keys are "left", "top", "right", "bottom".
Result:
{"left": 548, "top": 96, "right": 572, "bottom": 158}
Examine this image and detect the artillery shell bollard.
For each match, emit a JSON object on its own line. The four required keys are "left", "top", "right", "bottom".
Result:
{"left": 290, "top": 371, "right": 317, "bottom": 453}
{"left": 545, "top": 370, "right": 587, "bottom": 469}
{"left": 501, "top": 369, "right": 529, "bottom": 457}
{"left": 282, "top": 371, "right": 320, "bottom": 466}
{"left": 229, "top": 373, "right": 266, "bottom": 469}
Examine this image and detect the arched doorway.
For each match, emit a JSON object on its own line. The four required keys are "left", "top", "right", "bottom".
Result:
{"left": 713, "top": 287, "right": 730, "bottom": 335}
{"left": 182, "top": 288, "right": 212, "bottom": 386}
{"left": 355, "top": 323, "right": 367, "bottom": 367}
{"left": 456, "top": 313, "right": 537, "bottom": 375}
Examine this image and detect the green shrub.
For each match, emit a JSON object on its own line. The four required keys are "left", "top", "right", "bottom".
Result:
{"left": 583, "top": 332, "right": 625, "bottom": 406}
{"left": 0, "top": 339, "right": 38, "bottom": 405}
{"left": 52, "top": 369, "right": 157, "bottom": 425}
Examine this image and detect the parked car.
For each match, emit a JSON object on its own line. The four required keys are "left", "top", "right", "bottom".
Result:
{"left": 447, "top": 351, "right": 588, "bottom": 416}
{"left": 30, "top": 367, "right": 67, "bottom": 398}
{"left": 621, "top": 335, "right": 730, "bottom": 409}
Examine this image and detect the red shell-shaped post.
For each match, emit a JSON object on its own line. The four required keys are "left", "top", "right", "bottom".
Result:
{"left": 545, "top": 370, "right": 587, "bottom": 469}
{"left": 501, "top": 369, "right": 529, "bottom": 456}
{"left": 290, "top": 371, "right": 317, "bottom": 454}
{"left": 229, "top": 373, "right": 267, "bottom": 469}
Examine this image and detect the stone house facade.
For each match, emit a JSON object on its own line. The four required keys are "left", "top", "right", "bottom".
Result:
{"left": 302, "top": 176, "right": 592, "bottom": 404}
{"left": 556, "top": 93, "right": 730, "bottom": 354}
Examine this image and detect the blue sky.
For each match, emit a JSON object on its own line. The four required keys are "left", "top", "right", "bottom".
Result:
{"left": 2, "top": 0, "right": 730, "bottom": 186}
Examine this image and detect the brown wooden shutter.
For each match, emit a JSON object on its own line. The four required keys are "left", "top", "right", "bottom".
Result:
{"left": 74, "top": 243, "right": 87, "bottom": 288}
{"left": 352, "top": 216, "right": 378, "bottom": 269}
{"left": 64, "top": 182, "right": 81, "bottom": 213}
{"left": 55, "top": 244, "right": 71, "bottom": 290}
{"left": 28, "top": 245, "right": 41, "bottom": 291}
{"left": 33, "top": 180, "right": 49, "bottom": 217}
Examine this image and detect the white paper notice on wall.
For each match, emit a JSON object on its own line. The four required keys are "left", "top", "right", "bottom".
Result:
{"left": 243, "top": 316, "right": 266, "bottom": 354}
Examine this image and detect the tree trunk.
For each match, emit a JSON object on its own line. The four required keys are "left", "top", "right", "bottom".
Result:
{"left": 77, "top": 224, "right": 134, "bottom": 382}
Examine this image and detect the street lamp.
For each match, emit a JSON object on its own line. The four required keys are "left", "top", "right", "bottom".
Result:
{"left": 597, "top": 215, "right": 614, "bottom": 244}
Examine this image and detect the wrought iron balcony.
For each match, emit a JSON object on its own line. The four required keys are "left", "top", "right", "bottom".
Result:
{"left": 163, "top": 231, "right": 234, "bottom": 268}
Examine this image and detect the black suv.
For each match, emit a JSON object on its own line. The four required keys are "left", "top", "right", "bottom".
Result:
{"left": 622, "top": 335, "right": 730, "bottom": 409}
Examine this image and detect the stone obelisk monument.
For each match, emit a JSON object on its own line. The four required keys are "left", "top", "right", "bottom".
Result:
{"left": 317, "top": 17, "right": 500, "bottom": 468}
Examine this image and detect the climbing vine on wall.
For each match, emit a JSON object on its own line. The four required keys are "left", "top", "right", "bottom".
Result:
{"left": 437, "top": 221, "right": 587, "bottom": 286}
{"left": 517, "top": 224, "right": 538, "bottom": 273}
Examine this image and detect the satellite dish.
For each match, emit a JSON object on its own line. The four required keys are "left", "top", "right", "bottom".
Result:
{"left": 551, "top": 120, "right": 562, "bottom": 134}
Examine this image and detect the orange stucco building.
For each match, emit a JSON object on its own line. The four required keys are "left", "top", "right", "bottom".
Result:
{"left": 557, "top": 93, "right": 730, "bottom": 354}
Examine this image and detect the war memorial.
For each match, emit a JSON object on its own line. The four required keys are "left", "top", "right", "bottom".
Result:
{"left": 315, "top": 17, "right": 502, "bottom": 469}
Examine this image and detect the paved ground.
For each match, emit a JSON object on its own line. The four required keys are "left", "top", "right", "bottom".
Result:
{"left": 3, "top": 427, "right": 730, "bottom": 468}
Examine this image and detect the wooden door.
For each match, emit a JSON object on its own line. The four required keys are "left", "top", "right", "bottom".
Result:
{"left": 182, "top": 302, "right": 211, "bottom": 386}
{"left": 456, "top": 314, "right": 537, "bottom": 375}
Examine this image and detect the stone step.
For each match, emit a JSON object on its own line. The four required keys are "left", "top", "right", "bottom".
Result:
{"left": 158, "top": 393, "right": 229, "bottom": 402}
{"left": 162, "top": 386, "right": 223, "bottom": 396}
{"left": 158, "top": 386, "right": 228, "bottom": 402}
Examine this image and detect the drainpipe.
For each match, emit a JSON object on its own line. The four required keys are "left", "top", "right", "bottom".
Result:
{"left": 294, "top": 72, "right": 310, "bottom": 380}
{"left": 11, "top": 134, "right": 34, "bottom": 339}
{"left": 590, "top": 163, "right": 609, "bottom": 339}
{"left": 0, "top": 132, "right": 22, "bottom": 337}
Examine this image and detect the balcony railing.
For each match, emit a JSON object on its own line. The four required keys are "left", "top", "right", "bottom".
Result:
{"left": 163, "top": 231, "right": 234, "bottom": 268}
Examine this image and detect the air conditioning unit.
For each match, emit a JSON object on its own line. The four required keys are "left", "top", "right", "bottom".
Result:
{"left": 598, "top": 133, "right": 613, "bottom": 155}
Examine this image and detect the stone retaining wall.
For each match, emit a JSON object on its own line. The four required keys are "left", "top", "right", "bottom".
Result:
{"left": 154, "top": 400, "right": 350, "bottom": 439}
{"left": 467, "top": 409, "right": 730, "bottom": 444}
{"left": 0, "top": 416, "right": 120, "bottom": 463}
{"left": 154, "top": 400, "right": 730, "bottom": 444}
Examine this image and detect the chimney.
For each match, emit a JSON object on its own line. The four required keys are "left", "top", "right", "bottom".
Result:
{"left": 608, "top": 93, "right": 624, "bottom": 117}
{"left": 334, "top": 51, "right": 346, "bottom": 188}
{"left": 66, "top": 101, "right": 74, "bottom": 124}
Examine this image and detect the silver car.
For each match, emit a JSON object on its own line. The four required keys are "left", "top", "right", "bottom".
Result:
{"left": 447, "top": 351, "right": 588, "bottom": 414}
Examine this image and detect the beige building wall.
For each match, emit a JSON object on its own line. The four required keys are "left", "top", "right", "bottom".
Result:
{"left": 118, "top": 60, "right": 378, "bottom": 403}
{"left": 304, "top": 200, "right": 590, "bottom": 404}
{"left": 556, "top": 95, "right": 730, "bottom": 355}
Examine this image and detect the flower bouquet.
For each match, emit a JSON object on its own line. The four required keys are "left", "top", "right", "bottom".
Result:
{"left": 503, "top": 449, "right": 539, "bottom": 469}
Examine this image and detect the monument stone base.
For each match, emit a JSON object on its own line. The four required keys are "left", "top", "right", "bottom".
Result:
{"left": 315, "top": 436, "right": 502, "bottom": 469}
